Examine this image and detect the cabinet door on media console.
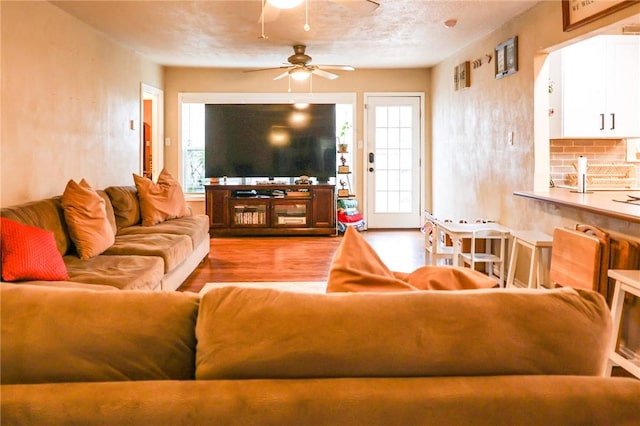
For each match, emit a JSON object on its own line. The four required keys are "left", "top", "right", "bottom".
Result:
{"left": 312, "top": 187, "right": 336, "bottom": 228}
{"left": 230, "top": 199, "right": 269, "bottom": 227}
{"left": 206, "top": 187, "right": 229, "bottom": 228}
{"left": 271, "top": 200, "right": 311, "bottom": 227}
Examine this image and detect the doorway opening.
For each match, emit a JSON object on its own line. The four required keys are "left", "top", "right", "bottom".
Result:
{"left": 141, "top": 83, "right": 164, "bottom": 181}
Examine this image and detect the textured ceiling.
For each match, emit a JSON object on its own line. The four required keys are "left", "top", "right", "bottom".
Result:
{"left": 51, "top": 0, "right": 541, "bottom": 69}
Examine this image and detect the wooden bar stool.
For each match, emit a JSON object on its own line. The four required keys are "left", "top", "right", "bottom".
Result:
{"left": 506, "top": 230, "right": 553, "bottom": 289}
{"left": 549, "top": 227, "right": 602, "bottom": 292}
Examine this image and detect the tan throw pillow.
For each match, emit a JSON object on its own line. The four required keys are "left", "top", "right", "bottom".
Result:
{"left": 327, "top": 226, "right": 496, "bottom": 292}
{"left": 133, "top": 169, "right": 189, "bottom": 226}
{"left": 61, "top": 179, "right": 115, "bottom": 259}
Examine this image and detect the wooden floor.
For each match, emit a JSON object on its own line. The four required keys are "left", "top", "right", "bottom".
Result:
{"left": 177, "top": 229, "right": 426, "bottom": 292}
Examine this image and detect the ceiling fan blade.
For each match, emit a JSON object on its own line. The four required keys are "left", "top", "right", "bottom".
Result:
{"left": 312, "top": 68, "right": 339, "bottom": 80}
{"left": 317, "top": 65, "right": 355, "bottom": 71}
{"left": 243, "top": 66, "right": 290, "bottom": 73}
{"left": 273, "top": 70, "right": 291, "bottom": 81}
{"left": 329, "top": 0, "right": 380, "bottom": 14}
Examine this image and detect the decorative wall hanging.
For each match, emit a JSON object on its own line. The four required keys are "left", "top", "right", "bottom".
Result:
{"left": 562, "top": 0, "right": 639, "bottom": 32}
{"left": 472, "top": 54, "right": 492, "bottom": 69}
{"left": 495, "top": 36, "right": 518, "bottom": 80}
{"left": 454, "top": 65, "right": 459, "bottom": 91}
{"left": 458, "top": 61, "right": 470, "bottom": 88}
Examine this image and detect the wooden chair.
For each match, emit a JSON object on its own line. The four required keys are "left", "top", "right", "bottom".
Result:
{"left": 458, "top": 228, "right": 509, "bottom": 287}
{"left": 576, "top": 224, "right": 640, "bottom": 305}
{"left": 549, "top": 227, "right": 601, "bottom": 292}
{"left": 608, "top": 237, "right": 640, "bottom": 303}
{"left": 422, "top": 212, "right": 454, "bottom": 266}
{"left": 575, "top": 224, "right": 610, "bottom": 298}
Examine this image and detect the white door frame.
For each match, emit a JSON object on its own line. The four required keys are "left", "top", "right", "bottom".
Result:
{"left": 363, "top": 92, "right": 425, "bottom": 228}
{"left": 141, "top": 83, "right": 164, "bottom": 181}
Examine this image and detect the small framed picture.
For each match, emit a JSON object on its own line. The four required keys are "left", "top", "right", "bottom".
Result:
{"left": 454, "top": 65, "right": 459, "bottom": 91}
{"left": 458, "top": 61, "right": 470, "bottom": 89}
{"left": 495, "top": 36, "right": 518, "bottom": 79}
{"left": 562, "top": 0, "right": 636, "bottom": 32}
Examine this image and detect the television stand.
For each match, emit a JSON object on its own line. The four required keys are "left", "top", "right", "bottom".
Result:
{"left": 205, "top": 183, "right": 336, "bottom": 236}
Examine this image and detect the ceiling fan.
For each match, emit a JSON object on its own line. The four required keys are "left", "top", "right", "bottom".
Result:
{"left": 245, "top": 45, "right": 355, "bottom": 81}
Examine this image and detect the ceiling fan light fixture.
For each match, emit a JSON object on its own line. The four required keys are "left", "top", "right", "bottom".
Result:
{"left": 268, "top": 0, "right": 303, "bottom": 9}
{"left": 290, "top": 68, "right": 311, "bottom": 81}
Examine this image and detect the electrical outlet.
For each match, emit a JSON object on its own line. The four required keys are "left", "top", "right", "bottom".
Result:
{"left": 508, "top": 131, "right": 514, "bottom": 145}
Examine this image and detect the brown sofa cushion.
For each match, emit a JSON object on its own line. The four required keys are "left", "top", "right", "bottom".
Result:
{"left": 105, "top": 186, "right": 141, "bottom": 230}
{"left": 133, "top": 169, "right": 189, "bottom": 226}
{"left": 195, "top": 286, "right": 611, "bottom": 380}
{"left": 0, "top": 197, "right": 72, "bottom": 256}
{"left": 116, "top": 214, "right": 210, "bottom": 248}
{"left": 63, "top": 254, "right": 164, "bottom": 290}
{"left": 327, "top": 226, "right": 495, "bottom": 292}
{"left": 61, "top": 179, "right": 115, "bottom": 259}
{"left": 104, "top": 233, "right": 193, "bottom": 273}
{"left": 96, "top": 190, "right": 118, "bottom": 235}
{"left": 1, "top": 284, "right": 200, "bottom": 384}
{"left": 2, "top": 376, "right": 640, "bottom": 425}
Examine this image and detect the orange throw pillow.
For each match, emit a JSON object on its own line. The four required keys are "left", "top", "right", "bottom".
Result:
{"left": 0, "top": 217, "right": 69, "bottom": 281}
{"left": 327, "top": 226, "right": 496, "bottom": 293}
{"left": 403, "top": 265, "right": 497, "bottom": 290}
{"left": 133, "top": 169, "right": 189, "bottom": 226}
{"left": 62, "top": 179, "right": 115, "bottom": 259}
{"left": 327, "top": 227, "right": 416, "bottom": 292}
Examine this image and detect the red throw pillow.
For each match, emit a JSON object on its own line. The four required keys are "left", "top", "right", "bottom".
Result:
{"left": 0, "top": 217, "right": 69, "bottom": 282}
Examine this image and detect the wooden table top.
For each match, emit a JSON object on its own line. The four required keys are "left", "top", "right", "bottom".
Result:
{"left": 514, "top": 188, "right": 640, "bottom": 223}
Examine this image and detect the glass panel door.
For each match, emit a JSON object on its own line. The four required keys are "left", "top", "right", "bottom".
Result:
{"left": 365, "top": 96, "right": 422, "bottom": 228}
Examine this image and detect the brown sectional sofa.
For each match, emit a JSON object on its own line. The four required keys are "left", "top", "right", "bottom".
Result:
{"left": 0, "top": 186, "right": 209, "bottom": 291}
{"left": 2, "top": 283, "right": 639, "bottom": 425}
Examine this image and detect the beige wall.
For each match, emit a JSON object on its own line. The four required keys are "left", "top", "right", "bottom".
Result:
{"left": 430, "top": 1, "right": 640, "bottom": 237}
{"left": 1, "top": 1, "right": 163, "bottom": 206}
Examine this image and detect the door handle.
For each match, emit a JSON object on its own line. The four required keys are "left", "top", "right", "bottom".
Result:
{"left": 610, "top": 113, "right": 615, "bottom": 130}
{"left": 368, "top": 167, "right": 374, "bottom": 172}
{"left": 600, "top": 113, "right": 605, "bottom": 131}
{"left": 369, "top": 152, "right": 375, "bottom": 163}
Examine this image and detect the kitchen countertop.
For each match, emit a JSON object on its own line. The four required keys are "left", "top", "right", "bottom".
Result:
{"left": 514, "top": 188, "right": 640, "bottom": 223}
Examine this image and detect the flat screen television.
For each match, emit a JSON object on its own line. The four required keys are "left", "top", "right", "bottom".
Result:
{"left": 204, "top": 104, "right": 336, "bottom": 181}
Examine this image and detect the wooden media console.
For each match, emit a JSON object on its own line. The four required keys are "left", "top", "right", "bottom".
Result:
{"left": 205, "top": 184, "right": 336, "bottom": 236}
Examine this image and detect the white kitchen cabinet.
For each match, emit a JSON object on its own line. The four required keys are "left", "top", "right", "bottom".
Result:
{"left": 550, "top": 35, "right": 640, "bottom": 139}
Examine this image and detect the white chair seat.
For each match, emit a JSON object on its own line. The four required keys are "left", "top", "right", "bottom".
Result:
{"left": 423, "top": 212, "right": 455, "bottom": 266}
{"left": 461, "top": 252, "right": 502, "bottom": 263}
